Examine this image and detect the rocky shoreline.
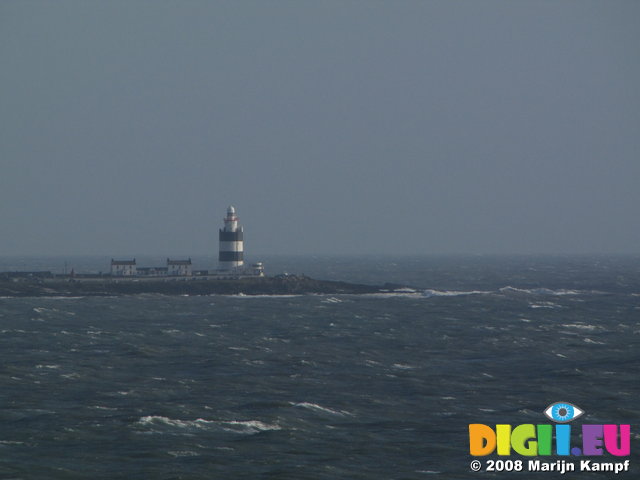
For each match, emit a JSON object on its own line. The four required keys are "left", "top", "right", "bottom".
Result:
{"left": 0, "top": 275, "right": 406, "bottom": 297}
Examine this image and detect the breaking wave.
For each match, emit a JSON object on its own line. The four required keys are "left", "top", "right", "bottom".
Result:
{"left": 322, "top": 297, "right": 343, "bottom": 304}
{"left": 418, "top": 286, "right": 603, "bottom": 299}
{"left": 135, "top": 416, "right": 281, "bottom": 434}
{"left": 529, "top": 302, "right": 561, "bottom": 309}
{"left": 422, "top": 289, "right": 490, "bottom": 298}
{"left": 137, "top": 416, "right": 215, "bottom": 429}
{"left": 498, "top": 286, "right": 583, "bottom": 296}
{"left": 292, "top": 402, "right": 352, "bottom": 416}
{"left": 561, "top": 323, "right": 599, "bottom": 331}
{"left": 220, "top": 420, "right": 282, "bottom": 434}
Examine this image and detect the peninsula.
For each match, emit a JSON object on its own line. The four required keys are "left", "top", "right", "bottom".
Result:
{"left": 0, "top": 273, "right": 404, "bottom": 297}
{"left": 0, "top": 206, "right": 408, "bottom": 297}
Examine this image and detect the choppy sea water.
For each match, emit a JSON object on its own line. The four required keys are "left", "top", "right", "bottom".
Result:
{"left": 0, "top": 255, "right": 639, "bottom": 479}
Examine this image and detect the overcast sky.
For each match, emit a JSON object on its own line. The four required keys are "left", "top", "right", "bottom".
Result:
{"left": 1, "top": 1, "right": 638, "bottom": 256}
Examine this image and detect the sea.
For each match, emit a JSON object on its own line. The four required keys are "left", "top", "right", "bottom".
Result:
{"left": 0, "top": 255, "right": 638, "bottom": 479}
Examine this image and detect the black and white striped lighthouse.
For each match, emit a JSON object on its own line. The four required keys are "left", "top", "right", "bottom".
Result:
{"left": 218, "top": 205, "right": 244, "bottom": 270}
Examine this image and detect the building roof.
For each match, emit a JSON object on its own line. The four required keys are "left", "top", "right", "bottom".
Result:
{"left": 167, "top": 258, "right": 192, "bottom": 265}
{"left": 111, "top": 259, "right": 136, "bottom": 265}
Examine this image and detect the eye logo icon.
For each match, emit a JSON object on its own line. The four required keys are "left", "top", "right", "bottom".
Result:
{"left": 544, "top": 402, "right": 584, "bottom": 423}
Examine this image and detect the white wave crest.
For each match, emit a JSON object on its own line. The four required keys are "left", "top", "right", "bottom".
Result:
{"left": 529, "top": 302, "right": 561, "bottom": 309}
{"left": 499, "top": 286, "right": 582, "bottom": 296}
{"left": 225, "top": 294, "right": 302, "bottom": 298}
{"left": 220, "top": 420, "right": 281, "bottom": 434}
{"left": 36, "top": 296, "right": 86, "bottom": 300}
{"left": 392, "top": 363, "right": 417, "bottom": 370}
{"left": 391, "top": 287, "right": 417, "bottom": 293}
{"left": 292, "top": 402, "right": 352, "bottom": 416}
{"left": 361, "top": 292, "right": 421, "bottom": 298}
{"left": 168, "top": 450, "right": 200, "bottom": 457}
{"left": 562, "top": 323, "right": 598, "bottom": 330}
{"left": 137, "top": 416, "right": 214, "bottom": 429}
{"left": 422, "top": 289, "right": 489, "bottom": 298}
{"left": 322, "top": 297, "right": 343, "bottom": 303}
{"left": 136, "top": 416, "right": 280, "bottom": 434}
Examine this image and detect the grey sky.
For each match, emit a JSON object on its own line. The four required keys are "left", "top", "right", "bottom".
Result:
{"left": 1, "top": 1, "right": 638, "bottom": 255}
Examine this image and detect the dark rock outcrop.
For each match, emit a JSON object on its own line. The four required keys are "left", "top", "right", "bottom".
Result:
{"left": 0, "top": 275, "right": 395, "bottom": 297}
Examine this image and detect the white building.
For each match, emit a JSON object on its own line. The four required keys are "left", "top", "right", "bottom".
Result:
{"left": 110, "top": 259, "right": 137, "bottom": 276}
{"left": 137, "top": 266, "right": 168, "bottom": 276}
{"left": 167, "top": 258, "right": 192, "bottom": 276}
{"left": 252, "top": 262, "right": 265, "bottom": 276}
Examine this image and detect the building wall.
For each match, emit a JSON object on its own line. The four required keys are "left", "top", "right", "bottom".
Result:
{"left": 111, "top": 264, "right": 137, "bottom": 276}
{"left": 168, "top": 264, "right": 192, "bottom": 276}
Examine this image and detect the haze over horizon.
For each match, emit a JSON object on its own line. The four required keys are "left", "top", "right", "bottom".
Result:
{"left": 1, "top": 1, "right": 639, "bottom": 256}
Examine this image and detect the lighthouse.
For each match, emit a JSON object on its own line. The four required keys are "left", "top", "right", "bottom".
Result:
{"left": 218, "top": 205, "right": 244, "bottom": 270}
